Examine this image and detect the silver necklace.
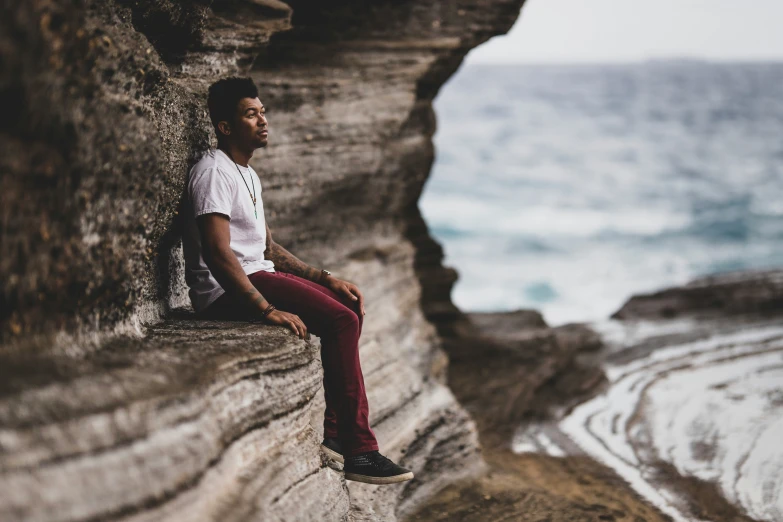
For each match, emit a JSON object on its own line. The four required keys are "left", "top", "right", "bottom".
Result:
{"left": 223, "top": 148, "right": 257, "bottom": 219}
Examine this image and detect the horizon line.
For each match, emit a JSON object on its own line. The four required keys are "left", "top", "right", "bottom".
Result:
{"left": 463, "top": 57, "right": 783, "bottom": 66}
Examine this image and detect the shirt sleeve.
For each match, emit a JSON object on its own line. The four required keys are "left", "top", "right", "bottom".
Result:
{"left": 189, "top": 166, "right": 236, "bottom": 220}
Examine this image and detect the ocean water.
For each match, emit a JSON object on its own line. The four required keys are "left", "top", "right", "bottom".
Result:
{"left": 419, "top": 62, "right": 783, "bottom": 326}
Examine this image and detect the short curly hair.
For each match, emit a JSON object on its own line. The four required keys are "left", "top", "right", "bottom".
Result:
{"left": 207, "top": 76, "right": 260, "bottom": 138}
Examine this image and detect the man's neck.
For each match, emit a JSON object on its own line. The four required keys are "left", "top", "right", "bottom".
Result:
{"left": 218, "top": 142, "right": 253, "bottom": 168}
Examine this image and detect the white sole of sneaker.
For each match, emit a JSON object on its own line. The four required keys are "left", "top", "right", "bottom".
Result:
{"left": 320, "top": 444, "right": 344, "bottom": 464}
{"left": 344, "top": 471, "right": 414, "bottom": 484}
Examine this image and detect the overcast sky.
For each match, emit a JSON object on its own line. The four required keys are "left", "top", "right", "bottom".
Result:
{"left": 465, "top": 0, "right": 783, "bottom": 64}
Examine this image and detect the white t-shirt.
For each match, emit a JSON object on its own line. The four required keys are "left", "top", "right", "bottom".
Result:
{"left": 182, "top": 148, "right": 275, "bottom": 312}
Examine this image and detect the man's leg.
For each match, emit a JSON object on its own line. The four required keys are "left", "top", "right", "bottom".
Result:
{"left": 272, "top": 272, "right": 364, "bottom": 441}
{"left": 210, "top": 270, "right": 378, "bottom": 457}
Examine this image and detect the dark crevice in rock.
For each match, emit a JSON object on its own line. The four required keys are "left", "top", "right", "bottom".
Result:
{"left": 247, "top": 359, "right": 314, "bottom": 378}
{"left": 223, "top": 394, "right": 315, "bottom": 455}
{"left": 405, "top": 209, "right": 463, "bottom": 338}
{"left": 398, "top": 428, "right": 474, "bottom": 504}
{"left": 270, "top": 464, "right": 324, "bottom": 506}
{"left": 397, "top": 411, "right": 450, "bottom": 461}
{"left": 115, "top": 0, "right": 211, "bottom": 64}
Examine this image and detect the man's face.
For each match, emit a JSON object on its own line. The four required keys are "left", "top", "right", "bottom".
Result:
{"left": 231, "top": 97, "right": 268, "bottom": 149}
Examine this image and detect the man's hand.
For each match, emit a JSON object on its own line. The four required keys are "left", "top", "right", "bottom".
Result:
{"left": 263, "top": 309, "right": 309, "bottom": 340}
{"left": 325, "top": 277, "right": 365, "bottom": 316}
{"left": 262, "top": 222, "right": 365, "bottom": 316}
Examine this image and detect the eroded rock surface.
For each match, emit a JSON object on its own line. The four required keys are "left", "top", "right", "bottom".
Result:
{"left": 2, "top": 319, "right": 341, "bottom": 522}
{"left": 1, "top": 0, "right": 525, "bottom": 520}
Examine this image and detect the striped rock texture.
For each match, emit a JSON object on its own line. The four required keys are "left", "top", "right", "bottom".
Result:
{"left": 1, "top": 0, "right": 526, "bottom": 520}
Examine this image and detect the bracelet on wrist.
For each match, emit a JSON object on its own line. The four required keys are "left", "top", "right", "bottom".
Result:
{"left": 261, "top": 303, "right": 276, "bottom": 318}
{"left": 250, "top": 304, "right": 275, "bottom": 324}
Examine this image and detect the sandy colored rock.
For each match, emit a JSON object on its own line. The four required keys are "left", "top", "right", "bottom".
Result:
{"left": 1, "top": 0, "right": 524, "bottom": 520}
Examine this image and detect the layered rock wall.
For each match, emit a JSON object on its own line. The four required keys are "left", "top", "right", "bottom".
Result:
{"left": 1, "top": 0, "right": 525, "bottom": 520}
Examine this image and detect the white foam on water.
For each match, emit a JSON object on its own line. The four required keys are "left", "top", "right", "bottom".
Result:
{"left": 512, "top": 424, "right": 570, "bottom": 458}
{"left": 645, "top": 351, "right": 783, "bottom": 521}
{"left": 512, "top": 439, "right": 540, "bottom": 454}
{"left": 535, "top": 431, "right": 567, "bottom": 458}
{"left": 605, "top": 326, "right": 783, "bottom": 382}
{"left": 558, "top": 324, "right": 783, "bottom": 522}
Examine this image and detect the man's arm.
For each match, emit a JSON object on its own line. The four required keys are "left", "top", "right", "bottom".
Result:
{"left": 198, "top": 213, "right": 308, "bottom": 337}
{"left": 264, "top": 221, "right": 366, "bottom": 316}
{"left": 264, "top": 222, "right": 325, "bottom": 284}
{"left": 200, "top": 213, "right": 270, "bottom": 312}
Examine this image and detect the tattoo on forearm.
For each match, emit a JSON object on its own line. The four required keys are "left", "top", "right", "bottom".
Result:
{"left": 268, "top": 243, "right": 323, "bottom": 283}
{"left": 241, "top": 287, "right": 266, "bottom": 308}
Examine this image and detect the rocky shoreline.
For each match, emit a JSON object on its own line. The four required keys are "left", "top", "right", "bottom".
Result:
{"left": 408, "top": 268, "right": 783, "bottom": 522}
{"left": 406, "top": 310, "right": 669, "bottom": 522}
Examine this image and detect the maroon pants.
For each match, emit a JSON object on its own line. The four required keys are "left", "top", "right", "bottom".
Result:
{"left": 202, "top": 270, "right": 379, "bottom": 457}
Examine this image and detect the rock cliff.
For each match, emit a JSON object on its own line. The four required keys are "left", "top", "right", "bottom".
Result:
{"left": 1, "top": 0, "right": 526, "bottom": 520}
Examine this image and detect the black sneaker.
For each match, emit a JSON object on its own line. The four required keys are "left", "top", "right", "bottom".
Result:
{"left": 343, "top": 450, "right": 414, "bottom": 484}
{"left": 320, "top": 437, "right": 344, "bottom": 464}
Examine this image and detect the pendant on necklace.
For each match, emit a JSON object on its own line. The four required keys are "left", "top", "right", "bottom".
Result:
{"left": 255, "top": 209, "right": 258, "bottom": 219}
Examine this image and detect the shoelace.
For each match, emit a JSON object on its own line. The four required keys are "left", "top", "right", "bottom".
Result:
{"left": 372, "top": 452, "right": 396, "bottom": 470}
{"left": 349, "top": 451, "right": 396, "bottom": 470}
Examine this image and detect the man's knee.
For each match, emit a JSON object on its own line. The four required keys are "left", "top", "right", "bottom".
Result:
{"left": 342, "top": 298, "right": 362, "bottom": 321}
{"left": 333, "top": 307, "right": 360, "bottom": 333}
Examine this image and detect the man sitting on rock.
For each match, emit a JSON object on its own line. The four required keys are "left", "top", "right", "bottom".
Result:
{"left": 181, "top": 76, "right": 414, "bottom": 485}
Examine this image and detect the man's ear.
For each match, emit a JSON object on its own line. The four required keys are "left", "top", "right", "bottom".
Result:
{"left": 217, "top": 121, "right": 231, "bottom": 137}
